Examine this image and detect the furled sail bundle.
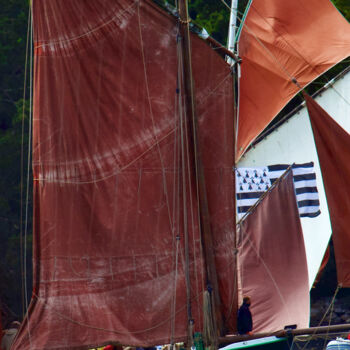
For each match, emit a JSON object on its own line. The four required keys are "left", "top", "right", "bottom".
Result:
{"left": 13, "top": 0, "right": 236, "bottom": 349}
{"left": 304, "top": 93, "right": 350, "bottom": 287}
{"left": 236, "top": 0, "right": 350, "bottom": 160}
{"left": 238, "top": 170, "right": 310, "bottom": 332}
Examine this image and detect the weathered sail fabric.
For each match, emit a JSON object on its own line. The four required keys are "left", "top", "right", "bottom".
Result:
{"left": 236, "top": 163, "right": 320, "bottom": 220}
{"left": 238, "top": 170, "right": 310, "bottom": 332}
{"left": 191, "top": 36, "right": 237, "bottom": 332}
{"left": 13, "top": 1, "right": 235, "bottom": 349}
{"left": 236, "top": 0, "right": 350, "bottom": 160}
{"left": 304, "top": 93, "right": 350, "bottom": 287}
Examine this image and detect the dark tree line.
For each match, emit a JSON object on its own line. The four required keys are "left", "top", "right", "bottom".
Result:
{"left": 0, "top": 0, "right": 31, "bottom": 322}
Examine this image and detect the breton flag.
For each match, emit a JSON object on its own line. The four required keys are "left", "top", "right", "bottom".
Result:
{"left": 236, "top": 162, "right": 321, "bottom": 220}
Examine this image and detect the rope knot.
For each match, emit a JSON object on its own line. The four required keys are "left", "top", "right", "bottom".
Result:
{"left": 179, "top": 18, "right": 191, "bottom": 24}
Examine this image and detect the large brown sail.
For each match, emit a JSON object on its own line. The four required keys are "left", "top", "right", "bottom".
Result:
{"left": 304, "top": 93, "right": 350, "bottom": 287}
{"left": 238, "top": 170, "right": 310, "bottom": 332}
{"left": 237, "top": 0, "right": 350, "bottom": 160}
{"left": 191, "top": 36, "right": 237, "bottom": 335}
{"left": 13, "top": 0, "right": 235, "bottom": 349}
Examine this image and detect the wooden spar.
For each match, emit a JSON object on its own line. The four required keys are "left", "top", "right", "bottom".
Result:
{"left": 231, "top": 48, "right": 239, "bottom": 334}
{"left": 177, "top": 0, "right": 224, "bottom": 340}
{"left": 219, "top": 324, "right": 350, "bottom": 345}
{"left": 205, "top": 36, "right": 241, "bottom": 63}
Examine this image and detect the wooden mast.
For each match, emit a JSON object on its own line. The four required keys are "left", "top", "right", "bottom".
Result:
{"left": 231, "top": 49, "right": 239, "bottom": 334}
{"left": 177, "top": 0, "right": 224, "bottom": 344}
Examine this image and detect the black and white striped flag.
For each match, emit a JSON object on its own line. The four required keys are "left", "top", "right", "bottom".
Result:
{"left": 236, "top": 162, "right": 321, "bottom": 220}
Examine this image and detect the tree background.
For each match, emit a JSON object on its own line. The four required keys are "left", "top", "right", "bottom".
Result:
{"left": 0, "top": 0, "right": 349, "bottom": 324}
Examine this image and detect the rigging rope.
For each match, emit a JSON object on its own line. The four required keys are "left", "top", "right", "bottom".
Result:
{"left": 20, "top": 0, "right": 32, "bottom": 321}
{"left": 249, "top": 66, "right": 350, "bottom": 153}
{"left": 171, "top": 45, "right": 182, "bottom": 346}
{"left": 22, "top": 2, "right": 34, "bottom": 346}
{"left": 171, "top": 236, "right": 181, "bottom": 345}
{"left": 295, "top": 285, "right": 342, "bottom": 350}
{"left": 177, "top": 32, "right": 203, "bottom": 329}
{"left": 177, "top": 30, "right": 193, "bottom": 332}
{"left": 219, "top": 0, "right": 350, "bottom": 147}
{"left": 138, "top": 3, "right": 174, "bottom": 233}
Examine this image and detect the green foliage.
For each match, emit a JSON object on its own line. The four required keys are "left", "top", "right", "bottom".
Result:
{"left": 188, "top": 0, "right": 229, "bottom": 43}
{"left": 0, "top": 0, "right": 29, "bottom": 131}
{"left": 0, "top": 0, "right": 32, "bottom": 317}
{"left": 332, "top": 0, "right": 350, "bottom": 20}
{"left": 0, "top": 98, "right": 32, "bottom": 317}
{"left": 163, "top": 0, "right": 250, "bottom": 44}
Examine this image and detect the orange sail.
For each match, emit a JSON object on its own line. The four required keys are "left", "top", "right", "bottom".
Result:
{"left": 237, "top": 0, "right": 350, "bottom": 160}
{"left": 238, "top": 170, "right": 310, "bottom": 332}
{"left": 304, "top": 93, "right": 350, "bottom": 287}
{"left": 312, "top": 245, "right": 330, "bottom": 288}
{"left": 13, "top": 0, "right": 236, "bottom": 348}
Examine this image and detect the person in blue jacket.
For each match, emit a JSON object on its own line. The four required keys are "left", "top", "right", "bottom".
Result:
{"left": 237, "top": 296, "right": 253, "bottom": 335}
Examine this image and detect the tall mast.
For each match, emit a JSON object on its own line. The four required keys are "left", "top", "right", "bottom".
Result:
{"left": 177, "top": 0, "right": 224, "bottom": 344}
{"left": 227, "top": 0, "right": 239, "bottom": 333}
{"left": 227, "top": 0, "right": 238, "bottom": 65}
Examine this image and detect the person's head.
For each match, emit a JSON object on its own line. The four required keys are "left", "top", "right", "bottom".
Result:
{"left": 9, "top": 321, "right": 21, "bottom": 329}
{"left": 243, "top": 296, "right": 251, "bottom": 306}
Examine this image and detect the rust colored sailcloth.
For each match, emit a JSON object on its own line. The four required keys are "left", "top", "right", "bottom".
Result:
{"left": 236, "top": 0, "right": 350, "bottom": 161}
{"left": 238, "top": 171, "right": 310, "bottom": 333}
{"left": 191, "top": 35, "right": 237, "bottom": 333}
{"left": 13, "top": 0, "right": 235, "bottom": 349}
{"left": 304, "top": 93, "right": 350, "bottom": 287}
{"left": 312, "top": 245, "right": 330, "bottom": 288}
